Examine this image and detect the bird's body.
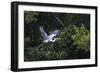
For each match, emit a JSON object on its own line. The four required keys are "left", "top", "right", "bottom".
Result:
{"left": 39, "top": 26, "right": 60, "bottom": 43}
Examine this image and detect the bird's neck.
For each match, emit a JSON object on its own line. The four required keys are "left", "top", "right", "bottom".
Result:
{"left": 53, "top": 38, "right": 60, "bottom": 41}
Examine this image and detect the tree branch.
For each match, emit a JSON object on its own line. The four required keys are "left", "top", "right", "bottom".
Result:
{"left": 52, "top": 13, "right": 64, "bottom": 26}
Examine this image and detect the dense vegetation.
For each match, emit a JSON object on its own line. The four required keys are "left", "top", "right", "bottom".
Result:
{"left": 24, "top": 11, "right": 90, "bottom": 61}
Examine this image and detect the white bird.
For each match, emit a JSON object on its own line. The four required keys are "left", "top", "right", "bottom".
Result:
{"left": 39, "top": 26, "right": 60, "bottom": 43}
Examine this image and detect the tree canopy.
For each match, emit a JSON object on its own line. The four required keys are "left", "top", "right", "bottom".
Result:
{"left": 24, "top": 11, "right": 90, "bottom": 61}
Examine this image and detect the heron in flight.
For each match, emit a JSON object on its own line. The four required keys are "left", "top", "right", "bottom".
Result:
{"left": 39, "top": 26, "right": 60, "bottom": 43}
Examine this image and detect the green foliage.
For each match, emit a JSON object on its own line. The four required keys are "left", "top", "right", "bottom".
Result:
{"left": 24, "top": 11, "right": 90, "bottom": 61}
{"left": 71, "top": 24, "right": 90, "bottom": 51}
{"left": 24, "top": 11, "right": 39, "bottom": 23}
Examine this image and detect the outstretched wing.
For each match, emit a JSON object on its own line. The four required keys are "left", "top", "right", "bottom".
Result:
{"left": 39, "top": 26, "right": 48, "bottom": 40}
{"left": 49, "top": 30, "right": 59, "bottom": 39}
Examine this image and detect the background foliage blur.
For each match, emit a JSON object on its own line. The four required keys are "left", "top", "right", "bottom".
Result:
{"left": 24, "top": 11, "right": 90, "bottom": 61}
